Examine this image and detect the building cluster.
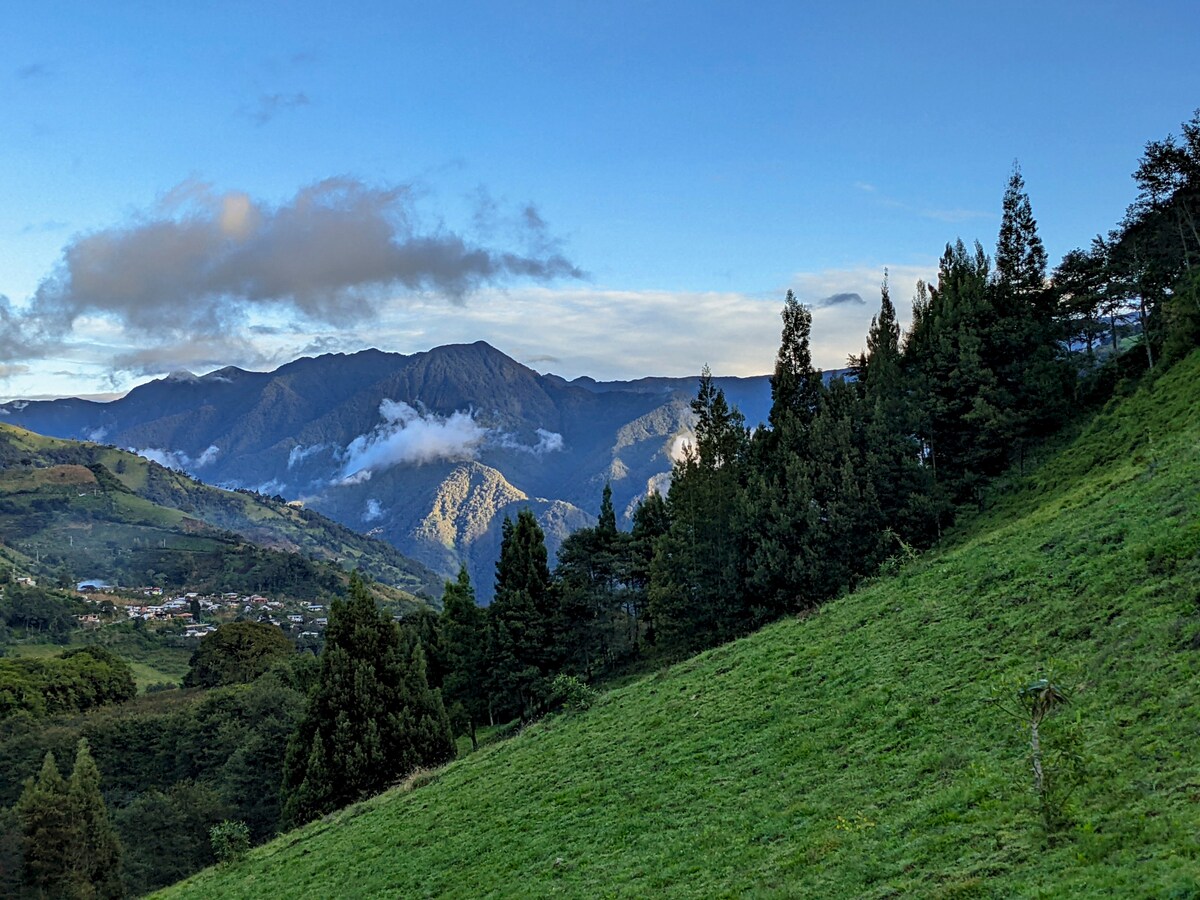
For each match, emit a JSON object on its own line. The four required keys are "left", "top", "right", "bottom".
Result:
{"left": 76, "top": 587, "right": 330, "bottom": 641}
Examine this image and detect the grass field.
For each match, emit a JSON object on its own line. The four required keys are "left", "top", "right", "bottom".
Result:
{"left": 159, "top": 354, "right": 1200, "bottom": 898}
{"left": 7, "top": 632, "right": 192, "bottom": 692}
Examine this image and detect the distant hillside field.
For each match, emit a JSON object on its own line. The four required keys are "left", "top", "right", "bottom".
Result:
{"left": 0, "top": 423, "right": 443, "bottom": 602}
{"left": 157, "top": 356, "right": 1200, "bottom": 897}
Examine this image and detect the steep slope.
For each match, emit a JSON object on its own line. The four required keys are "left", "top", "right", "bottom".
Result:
{"left": 158, "top": 357, "right": 1200, "bottom": 898}
{"left": 0, "top": 424, "right": 443, "bottom": 600}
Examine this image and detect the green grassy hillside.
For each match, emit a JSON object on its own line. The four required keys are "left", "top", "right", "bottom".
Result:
{"left": 0, "top": 423, "right": 443, "bottom": 601}
{"left": 159, "top": 354, "right": 1200, "bottom": 898}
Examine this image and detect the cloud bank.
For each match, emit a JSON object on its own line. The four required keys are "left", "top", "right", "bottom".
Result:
{"left": 2, "top": 178, "right": 582, "bottom": 370}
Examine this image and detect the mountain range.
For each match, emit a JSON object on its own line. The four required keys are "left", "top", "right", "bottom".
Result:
{"left": 1, "top": 342, "right": 774, "bottom": 600}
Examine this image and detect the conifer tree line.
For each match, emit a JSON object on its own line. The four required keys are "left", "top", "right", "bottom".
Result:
{"left": 432, "top": 110, "right": 1200, "bottom": 714}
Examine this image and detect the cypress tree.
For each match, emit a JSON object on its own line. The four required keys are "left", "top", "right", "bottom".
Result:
{"left": 556, "top": 484, "right": 633, "bottom": 677}
{"left": 16, "top": 740, "right": 123, "bottom": 899}
{"left": 628, "top": 490, "right": 670, "bottom": 647}
{"left": 995, "top": 162, "right": 1049, "bottom": 299}
{"left": 487, "top": 510, "right": 558, "bottom": 720}
{"left": 441, "top": 567, "right": 488, "bottom": 749}
{"left": 904, "top": 239, "right": 1004, "bottom": 502}
{"left": 65, "top": 739, "right": 123, "bottom": 899}
{"left": 992, "top": 164, "right": 1070, "bottom": 458}
{"left": 650, "top": 370, "right": 748, "bottom": 652}
{"left": 281, "top": 572, "right": 454, "bottom": 827}
{"left": 16, "top": 751, "right": 72, "bottom": 897}
{"left": 741, "top": 293, "right": 825, "bottom": 620}
{"left": 859, "top": 274, "right": 943, "bottom": 544}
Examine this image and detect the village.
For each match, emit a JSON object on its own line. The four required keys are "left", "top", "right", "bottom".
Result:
{"left": 74, "top": 582, "right": 331, "bottom": 644}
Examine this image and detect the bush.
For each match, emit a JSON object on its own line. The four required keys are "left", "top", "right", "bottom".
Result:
{"left": 209, "top": 820, "right": 250, "bottom": 865}
{"left": 547, "top": 674, "right": 597, "bottom": 713}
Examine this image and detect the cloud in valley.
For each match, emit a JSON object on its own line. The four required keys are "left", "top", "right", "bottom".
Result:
{"left": 132, "top": 444, "right": 220, "bottom": 473}
{"left": 363, "top": 498, "right": 385, "bottom": 522}
{"left": 288, "top": 443, "right": 328, "bottom": 469}
{"left": 497, "top": 427, "right": 565, "bottom": 456}
{"left": 339, "top": 401, "right": 490, "bottom": 483}
{"left": 338, "top": 400, "right": 567, "bottom": 484}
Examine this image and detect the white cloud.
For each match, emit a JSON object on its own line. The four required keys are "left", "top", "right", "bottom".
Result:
{"left": 496, "top": 427, "right": 565, "bottom": 456}
{"left": 363, "top": 498, "right": 385, "bottom": 522}
{"left": 337, "top": 400, "right": 569, "bottom": 484}
{"left": 132, "top": 444, "right": 219, "bottom": 473}
{"left": 1, "top": 263, "right": 940, "bottom": 399}
{"left": 338, "top": 400, "right": 489, "bottom": 482}
{"left": 669, "top": 432, "right": 695, "bottom": 463}
{"left": 288, "top": 443, "right": 327, "bottom": 469}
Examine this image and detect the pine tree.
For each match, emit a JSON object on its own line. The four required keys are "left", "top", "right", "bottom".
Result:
{"left": 556, "top": 484, "right": 633, "bottom": 676}
{"left": 487, "top": 510, "right": 559, "bottom": 720}
{"left": 904, "top": 239, "right": 1005, "bottom": 501}
{"left": 769, "top": 290, "right": 824, "bottom": 431}
{"left": 64, "top": 739, "right": 123, "bottom": 898}
{"left": 992, "top": 166, "right": 1070, "bottom": 461}
{"left": 441, "top": 567, "right": 488, "bottom": 749}
{"left": 995, "top": 162, "right": 1049, "bottom": 299}
{"left": 650, "top": 370, "right": 748, "bottom": 652}
{"left": 16, "top": 740, "right": 123, "bottom": 899}
{"left": 741, "top": 292, "right": 825, "bottom": 620}
{"left": 859, "top": 274, "right": 942, "bottom": 544}
{"left": 628, "top": 490, "right": 669, "bottom": 647}
{"left": 16, "top": 751, "right": 72, "bottom": 897}
{"left": 281, "top": 572, "right": 454, "bottom": 827}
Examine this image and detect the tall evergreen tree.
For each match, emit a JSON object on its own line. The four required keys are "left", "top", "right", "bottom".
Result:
{"left": 859, "top": 274, "right": 943, "bottom": 544}
{"left": 440, "top": 567, "right": 488, "bottom": 749}
{"left": 804, "top": 377, "right": 882, "bottom": 597}
{"left": 16, "top": 740, "right": 123, "bottom": 899}
{"left": 628, "top": 490, "right": 670, "bottom": 647}
{"left": 281, "top": 572, "right": 454, "bottom": 827}
{"left": 650, "top": 370, "right": 748, "bottom": 652}
{"left": 64, "top": 739, "right": 123, "bottom": 899}
{"left": 741, "top": 293, "right": 825, "bottom": 620}
{"left": 992, "top": 164, "right": 1070, "bottom": 455}
{"left": 556, "top": 484, "right": 633, "bottom": 677}
{"left": 487, "top": 510, "right": 559, "bottom": 720}
{"left": 769, "top": 290, "right": 825, "bottom": 431}
{"left": 904, "top": 239, "right": 1006, "bottom": 501}
{"left": 16, "top": 751, "right": 72, "bottom": 897}
{"left": 995, "top": 162, "right": 1049, "bottom": 299}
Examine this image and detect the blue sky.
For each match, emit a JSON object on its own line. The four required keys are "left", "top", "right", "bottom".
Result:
{"left": 2, "top": 1, "right": 1198, "bottom": 398}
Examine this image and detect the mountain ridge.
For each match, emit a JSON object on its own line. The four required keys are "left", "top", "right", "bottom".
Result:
{"left": 0, "top": 343, "right": 774, "bottom": 596}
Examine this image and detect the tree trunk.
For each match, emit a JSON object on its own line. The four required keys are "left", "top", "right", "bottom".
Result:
{"left": 1139, "top": 294, "right": 1155, "bottom": 370}
{"left": 1030, "top": 720, "right": 1044, "bottom": 798}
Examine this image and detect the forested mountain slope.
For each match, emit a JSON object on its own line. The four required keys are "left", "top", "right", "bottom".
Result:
{"left": 158, "top": 352, "right": 1200, "bottom": 897}
{"left": 0, "top": 423, "right": 442, "bottom": 601}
